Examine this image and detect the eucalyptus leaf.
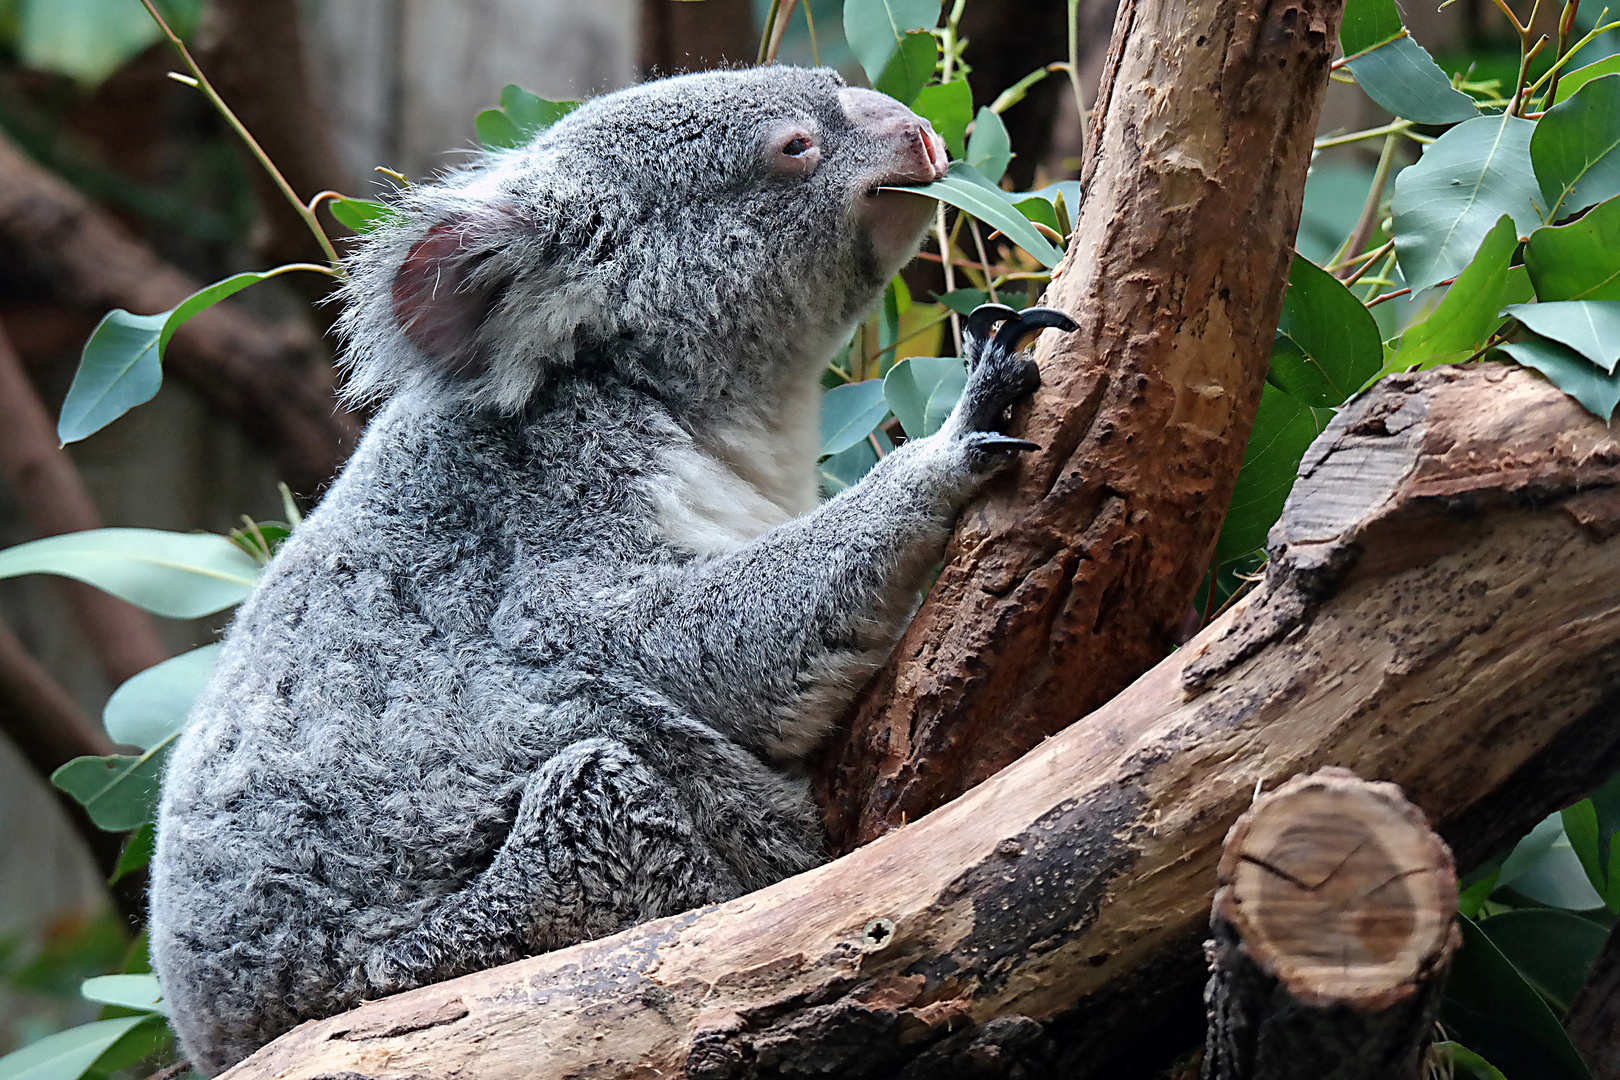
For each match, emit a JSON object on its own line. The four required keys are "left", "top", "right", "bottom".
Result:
{"left": 912, "top": 80, "right": 973, "bottom": 158}
{"left": 1391, "top": 114, "right": 1543, "bottom": 295}
{"left": 61, "top": 271, "right": 285, "bottom": 444}
{"left": 843, "top": 0, "right": 940, "bottom": 87}
{"left": 966, "top": 107, "right": 1012, "bottom": 185}
{"left": 51, "top": 736, "right": 175, "bottom": 832}
{"left": 1388, "top": 215, "right": 1517, "bottom": 371}
{"left": 1217, "top": 385, "right": 1333, "bottom": 562}
{"left": 883, "top": 163, "right": 1064, "bottom": 268}
{"left": 17, "top": 0, "right": 160, "bottom": 86}
{"left": 884, "top": 356, "right": 966, "bottom": 438}
{"left": 327, "top": 197, "right": 397, "bottom": 234}
{"left": 1436, "top": 1043, "right": 1509, "bottom": 1080}
{"left": 1500, "top": 334, "right": 1620, "bottom": 421}
{"left": 1441, "top": 918, "right": 1593, "bottom": 1080}
{"left": 1555, "top": 54, "right": 1620, "bottom": 104}
{"left": 1532, "top": 74, "right": 1620, "bottom": 219}
{"left": 109, "top": 822, "right": 155, "bottom": 885}
{"left": 1525, "top": 192, "right": 1620, "bottom": 301}
{"left": 936, "top": 288, "right": 991, "bottom": 315}
{"left": 1479, "top": 910, "right": 1608, "bottom": 1013}
{"left": 474, "top": 109, "right": 523, "bottom": 150}
{"left": 0, "top": 529, "right": 260, "bottom": 619}
{"left": 80, "top": 974, "right": 167, "bottom": 1017}
{"left": 1501, "top": 301, "right": 1620, "bottom": 371}
{"left": 103, "top": 643, "right": 221, "bottom": 750}
{"left": 1344, "top": 34, "right": 1480, "bottom": 125}
{"left": 476, "top": 86, "right": 578, "bottom": 149}
{"left": 873, "top": 31, "right": 937, "bottom": 106}
{"left": 820, "top": 428, "right": 893, "bottom": 494}
{"left": 819, "top": 380, "right": 891, "bottom": 457}
{"left": 0, "top": 1015, "right": 152, "bottom": 1080}
{"left": 1339, "top": 0, "right": 1403, "bottom": 56}
{"left": 1268, "top": 254, "right": 1383, "bottom": 406}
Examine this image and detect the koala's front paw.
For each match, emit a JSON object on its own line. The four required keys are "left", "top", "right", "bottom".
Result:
{"left": 952, "top": 304, "right": 1077, "bottom": 444}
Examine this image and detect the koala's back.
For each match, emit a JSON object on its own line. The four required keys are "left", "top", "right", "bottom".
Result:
{"left": 150, "top": 384, "right": 826, "bottom": 1071}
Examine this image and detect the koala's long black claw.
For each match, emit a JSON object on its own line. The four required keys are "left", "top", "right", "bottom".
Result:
{"left": 990, "top": 306, "right": 1078, "bottom": 359}
{"left": 975, "top": 435, "right": 1040, "bottom": 453}
{"left": 961, "top": 303, "right": 1022, "bottom": 370}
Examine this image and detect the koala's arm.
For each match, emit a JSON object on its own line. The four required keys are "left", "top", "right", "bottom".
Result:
{"left": 626, "top": 307, "right": 1074, "bottom": 757}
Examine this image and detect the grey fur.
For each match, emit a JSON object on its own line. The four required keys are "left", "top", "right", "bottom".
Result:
{"left": 148, "top": 66, "right": 1071, "bottom": 1076}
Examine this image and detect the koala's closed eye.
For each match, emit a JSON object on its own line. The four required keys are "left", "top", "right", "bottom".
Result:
{"left": 767, "top": 124, "right": 821, "bottom": 178}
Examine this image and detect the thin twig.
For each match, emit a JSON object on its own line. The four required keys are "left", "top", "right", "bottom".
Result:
{"left": 763, "top": 0, "right": 801, "bottom": 64}
{"left": 139, "top": 0, "right": 342, "bottom": 270}
{"left": 969, "top": 219, "right": 1000, "bottom": 304}
{"left": 1341, "top": 239, "right": 1395, "bottom": 286}
{"left": 937, "top": 202, "right": 962, "bottom": 355}
{"left": 1331, "top": 134, "right": 1400, "bottom": 279}
{"left": 1314, "top": 119, "right": 1412, "bottom": 150}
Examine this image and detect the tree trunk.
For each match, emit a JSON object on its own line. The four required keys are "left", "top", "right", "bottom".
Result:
{"left": 1566, "top": 924, "right": 1620, "bottom": 1080}
{"left": 1201, "top": 768, "right": 1458, "bottom": 1080}
{"left": 815, "top": 0, "right": 1348, "bottom": 851}
{"left": 217, "top": 365, "right": 1620, "bottom": 1080}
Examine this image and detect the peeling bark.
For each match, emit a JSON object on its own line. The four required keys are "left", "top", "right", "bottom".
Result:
{"left": 816, "top": 0, "right": 1349, "bottom": 850}
{"left": 216, "top": 366, "right": 1620, "bottom": 1080}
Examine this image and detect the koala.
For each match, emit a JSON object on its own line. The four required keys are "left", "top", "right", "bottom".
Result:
{"left": 148, "top": 65, "right": 1074, "bottom": 1076}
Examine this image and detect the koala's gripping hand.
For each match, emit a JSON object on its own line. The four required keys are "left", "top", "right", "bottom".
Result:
{"left": 939, "top": 303, "right": 1078, "bottom": 475}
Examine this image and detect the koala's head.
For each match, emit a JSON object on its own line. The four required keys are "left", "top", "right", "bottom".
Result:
{"left": 338, "top": 66, "right": 947, "bottom": 413}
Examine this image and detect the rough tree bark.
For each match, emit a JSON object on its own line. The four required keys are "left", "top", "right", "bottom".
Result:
{"left": 217, "top": 365, "right": 1620, "bottom": 1080}
{"left": 816, "top": 0, "right": 1347, "bottom": 850}
{"left": 0, "top": 128, "right": 357, "bottom": 497}
{"left": 0, "top": 323, "right": 168, "bottom": 686}
{"left": 1201, "top": 769, "right": 1459, "bottom": 1080}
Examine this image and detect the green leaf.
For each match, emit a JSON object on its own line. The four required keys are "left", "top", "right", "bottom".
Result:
{"left": 1019, "top": 180, "right": 1084, "bottom": 236}
{"left": 966, "top": 107, "right": 1012, "bottom": 185}
{"left": 104, "top": 643, "right": 220, "bottom": 750}
{"left": 884, "top": 356, "right": 966, "bottom": 438}
{"left": 1525, "top": 192, "right": 1620, "bottom": 301}
{"left": 108, "top": 823, "right": 154, "bottom": 885}
{"left": 1436, "top": 1043, "right": 1509, "bottom": 1080}
{"left": 884, "top": 163, "right": 1064, "bottom": 268}
{"left": 51, "top": 737, "right": 175, "bottom": 832}
{"left": 912, "top": 80, "right": 972, "bottom": 158}
{"left": 1478, "top": 909, "right": 1608, "bottom": 1013}
{"left": 80, "top": 974, "right": 166, "bottom": 1017}
{"left": 1217, "top": 385, "right": 1333, "bottom": 562}
{"left": 873, "top": 30, "right": 937, "bottom": 106}
{"left": 328, "top": 197, "right": 398, "bottom": 234}
{"left": 0, "top": 528, "right": 259, "bottom": 619}
{"left": 879, "top": 275, "right": 911, "bottom": 364}
{"left": 843, "top": 0, "right": 941, "bottom": 90}
{"left": 0, "top": 1016, "right": 152, "bottom": 1080}
{"left": 1013, "top": 194, "right": 1062, "bottom": 234}
{"left": 935, "top": 288, "right": 991, "bottom": 315}
{"left": 1565, "top": 798, "right": 1606, "bottom": 898}
{"left": 819, "top": 380, "right": 891, "bottom": 457}
{"left": 1391, "top": 114, "right": 1543, "bottom": 295}
{"left": 1497, "top": 813, "right": 1564, "bottom": 889}
{"left": 1500, "top": 334, "right": 1620, "bottom": 421}
{"left": 474, "top": 109, "right": 524, "bottom": 150}
{"left": 61, "top": 271, "right": 279, "bottom": 443}
{"left": 1268, "top": 254, "right": 1384, "bottom": 406}
{"left": 820, "top": 428, "right": 893, "bottom": 494}
{"left": 1339, "top": 0, "right": 1403, "bottom": 56}
{"left": 1555, "top": 54, "right": 1620, "bottom": 104}
{"left": 1344, "top": 34, "right": 1480, "bottom": 125}
{"left": 1442, "top": 918, "right": 1593, "bottom": 1080}
{"left": 498, "top": 84, "right": 579, "bottom": 136}
{"left": 1501, "top": 300, "right": 1620, "bottom": 370}
{"left": 17, "top": 0, "right": 160, "bottom": 86}
{"left": 1533, "top": 74, "right": 1620, "bottom": 219}
{"left": 1388, "top": 214, "right": 1517, "bottom": 371}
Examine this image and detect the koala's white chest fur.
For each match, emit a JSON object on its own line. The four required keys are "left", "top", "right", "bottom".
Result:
{"left": 650, "top": 370, "right": 824, "bottom": 554}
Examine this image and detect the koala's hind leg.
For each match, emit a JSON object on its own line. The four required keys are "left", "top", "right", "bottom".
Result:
{"left": 364, "top": 737, "right": 740, "bottom": 995}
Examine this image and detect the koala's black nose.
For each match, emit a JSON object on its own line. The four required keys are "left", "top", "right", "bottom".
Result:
{"left": 838, "top": 87, "right": 948, "bottom": 185}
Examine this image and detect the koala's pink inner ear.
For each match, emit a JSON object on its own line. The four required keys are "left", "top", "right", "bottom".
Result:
{"left": 391, "top": 221, "right": 500, "bottom": 379}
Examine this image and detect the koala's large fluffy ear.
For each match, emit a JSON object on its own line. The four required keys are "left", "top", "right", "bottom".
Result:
{"left": 390, "top": 211, "right": 519, "bottom": 380}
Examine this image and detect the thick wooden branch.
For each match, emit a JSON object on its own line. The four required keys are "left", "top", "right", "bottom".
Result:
{"left": 817, "top": 0, "right": 1348, "bottom": 850}
{"left": 220, "top": 367, "right": 1620, "bottom": 1079}
{"left": 1201, "top": 769, "right": 1458, "bottom": 1080}
{"left": 1566, "top": 924, "right": 1620, "bottom": 1080}
{"left": 0, "top": 128, "right": 357, "bottom": 496}
{"left": 0, "top": 322, "right": 168, "bottom": 686}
